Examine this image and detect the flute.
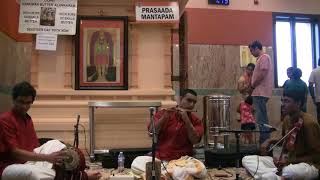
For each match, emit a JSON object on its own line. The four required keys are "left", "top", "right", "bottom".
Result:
{"left": 162, "top": 107, "right": 197, "bottom": 112}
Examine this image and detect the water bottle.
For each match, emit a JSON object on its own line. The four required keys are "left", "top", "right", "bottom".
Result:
{"left": 118, "top": 152, "right": 125, "bottom": 172}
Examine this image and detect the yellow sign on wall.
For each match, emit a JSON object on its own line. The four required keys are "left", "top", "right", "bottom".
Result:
{"left": 240, "top": 46, "right": 269, "bottom": 67}
{"left": 240, "top": 46, "right": 256, "bottom": 67}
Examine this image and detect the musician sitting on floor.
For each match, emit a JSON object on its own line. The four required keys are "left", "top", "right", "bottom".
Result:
{"left": 148, "top": 89, "right": 204, "bottom": 161}
{"left": 0, "top": 81, "right": 101, "bottom": 180}
{"left": 242, "top": 89, "right": 320, "bottom": 179}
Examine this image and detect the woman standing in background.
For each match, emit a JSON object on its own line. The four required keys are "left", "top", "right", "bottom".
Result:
{"left": 237, "top": 63, "right": 255, "bottom": 99}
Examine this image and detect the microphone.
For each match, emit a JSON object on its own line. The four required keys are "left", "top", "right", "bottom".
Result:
{"left": 149, "top": 107, "right": 156, "bottom": 115}
{"left": 259, "top": 123, "right": 278, "bottom": 131}
{"left": 149, "top": 107, "right": 157, "bottom": 135}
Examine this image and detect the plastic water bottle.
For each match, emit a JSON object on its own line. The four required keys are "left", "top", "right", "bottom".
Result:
{"left": 118, "top": 152, "right": 125, "bottom": 172}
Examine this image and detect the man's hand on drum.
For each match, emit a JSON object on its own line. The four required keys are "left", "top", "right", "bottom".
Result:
{"left": 86, "top": 170, "right": 102, "bottom": 180}
{"left": 47, "top": 151, "right": 68, "bottom": 164}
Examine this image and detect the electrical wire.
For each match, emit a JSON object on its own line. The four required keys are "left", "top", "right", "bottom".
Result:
{"left": 156, "top": 150, "right": 174, "bottom": 180}
{"left": 252, "top": 155, "right": 259, "bottom": 178}
{"left": 160, "top": 160, "right": 174, "bottom": 180}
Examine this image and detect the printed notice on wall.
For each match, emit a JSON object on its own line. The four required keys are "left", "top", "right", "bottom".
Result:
{"left": 240, "top": 46, "right": 256, "bottom": 67}
{"left": 36, "top": 34, "right": 57, "bottom": 51}
{"left": 19, "top": 0, "right": 77, "bottom": 35}
{"left": 135, "top": 2, "right": 179, "bottom": 22}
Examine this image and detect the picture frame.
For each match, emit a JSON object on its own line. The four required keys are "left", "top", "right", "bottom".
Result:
{"left": 75, "top": 16, "right": 128, "bottom": 90}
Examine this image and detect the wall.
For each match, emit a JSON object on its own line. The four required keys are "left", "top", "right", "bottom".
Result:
{"left": 186, "top": 9, "right": 273, "bottom": 46}
{"left": 0, "top": 0, "right": 32, "bottom": 41}
{"left": 32, "top": 36, "right": 72, "bottom": 89}
{"left": 0, "top": 0, "right": 32, "bottom": 113}
{"left": 136, "top": 25, "right": 169, "bottom": 89}
{"left": 0, "top": 32, "right": 32, "bottom": 113}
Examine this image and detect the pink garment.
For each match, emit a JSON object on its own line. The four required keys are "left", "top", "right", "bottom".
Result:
{"left": 95, "top": 54, "right": 108, "bottom": 65}
{"left": 251, "top": 54, "right": 273, "bottom": 98}
{"left": 239, "top": 101, "right": 256, "bottom": 124}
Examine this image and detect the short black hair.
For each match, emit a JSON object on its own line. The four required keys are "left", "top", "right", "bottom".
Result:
{"left": 12, "top": 81, "right": 37, "bottom": 102}
{"left": 245, "top": 96, "right": 253, "bottom": 105}
{"left": 292, "top": 68, "right": 302, "bottom": 79}
{"left": 180, "top": 89, "right": 197, "bottom": 97}
{"left": 287, "top": 67, "right": 295, "bottom": 72}
{"left": 248, "top": 40, "right": 262, "bottom": 50}
{"left": 283, "top": 89, "right": 305, "bottom": 108}
{"left": 247, "top": 63, "right": 255, "bottom": 69}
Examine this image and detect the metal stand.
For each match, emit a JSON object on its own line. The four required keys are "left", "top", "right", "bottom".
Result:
{"left": 235, "top": 132, "right": 241, "bottom": 180}
{"left": 149, "top": 107, "right": 157, "bottom": 180}
{"left": 88, "top": 101, "right": 161, "bottom": 161}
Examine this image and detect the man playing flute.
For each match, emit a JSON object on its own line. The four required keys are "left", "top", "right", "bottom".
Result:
{"left": 148, "top": 89, "right": 204, "bottom": 161}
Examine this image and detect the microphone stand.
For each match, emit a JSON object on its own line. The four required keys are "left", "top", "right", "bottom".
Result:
{"left": 73, "top": 115, "right": 80, "bottom": 148}
{"left": 219, "top": 129, "right": 274, "bottom": 180}
{"left": 149, "top": 107, "right": 157, "bottom": 180}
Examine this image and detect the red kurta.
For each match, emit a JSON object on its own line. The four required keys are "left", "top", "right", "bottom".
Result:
{"left": 149, "top": 109, "right": 204, "bottom": 161}
{"left": 0, "top": 109, "right": 39, "bottom": 177}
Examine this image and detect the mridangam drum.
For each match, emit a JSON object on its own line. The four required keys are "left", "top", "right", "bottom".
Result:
{"left": 54, "top": 147, "right": 88, "bottom": 180}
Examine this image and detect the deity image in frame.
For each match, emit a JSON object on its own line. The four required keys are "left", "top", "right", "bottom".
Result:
{"left": 76, "top": 16, "right": 128, "bottom": 90}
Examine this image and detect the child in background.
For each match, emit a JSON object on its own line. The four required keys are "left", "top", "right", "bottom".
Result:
{"left": 237, "top": 96, "right": 256, "bottom": 144}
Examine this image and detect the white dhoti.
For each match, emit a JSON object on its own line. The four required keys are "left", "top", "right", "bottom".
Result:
{"left": 242, "top": 155, "right": 319, "bottom": 179}
{"left": 2, "top": 164, "right": 55, "bottom": 180}
{"left": 282, "top": 163, "right": 319, "bottom": 179}
{"left": 242, "top": 155, "right": 278, "bottom": 179}
{"left": 131, "top": 156, "right": 207, "bottom": 180}
{"left": 2, "top": 140, "right": 66, "bottom": 180}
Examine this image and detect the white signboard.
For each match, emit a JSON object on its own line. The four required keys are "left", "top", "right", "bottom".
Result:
{"left": 136, "top": 3, "right": 179, "bottom": 22}
{"left": 19, "top": 0, "right": 77, "bottom": 35}
{"left": 36, "top": 34, "right": 57, "bottom": 51}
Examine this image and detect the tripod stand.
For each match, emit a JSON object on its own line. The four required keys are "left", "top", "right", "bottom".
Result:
{"left": 149, "top": 107, "right": 158, "bottom": 180}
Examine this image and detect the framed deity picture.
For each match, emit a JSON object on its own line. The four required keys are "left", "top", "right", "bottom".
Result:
{"left": 75, "top": 16, "right": 128, "bottom": 90}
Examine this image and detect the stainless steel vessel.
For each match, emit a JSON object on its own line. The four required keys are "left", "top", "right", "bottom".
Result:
{"left": 203, "top": 94, "right": 231, "bottom": 150}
